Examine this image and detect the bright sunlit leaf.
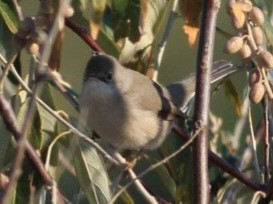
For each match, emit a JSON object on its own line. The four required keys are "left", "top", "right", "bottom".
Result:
{"left": 179, "top": 0, "right": 202, "bottom": 46}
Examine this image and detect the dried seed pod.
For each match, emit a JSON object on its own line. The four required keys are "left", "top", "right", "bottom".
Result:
{"left": 249, "top": 83, "right": 265, "bottom": 103}
{"left": 249, "top": 7, "right": 265, "bottom": 26}
{"left": 225, "top": 36, "right": 244, "bottom": 54}
{"left": 238, "top": 2, "right": 253, "bottom": 13}
{"left": 251, "top": 26, "right": 264, "bottom": 46}
{"left": 26, "top": 39, "right": 40, "bottom": 55}
{"left": 64, "top": 5, "right": 74, "bottom": 17}
{"left": 248, "top": 69, "right": 261, "bottom": 86}
{"left": 239, "top": 43, "right": 252, "bottom": 59}
{"left": 259, "top": 50, "right": 273, "bottom": 69}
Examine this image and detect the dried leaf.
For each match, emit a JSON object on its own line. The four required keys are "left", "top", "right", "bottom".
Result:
{"left": 224, "top": 79, "right": 242, "bottom": 116}
{"left": 230, "top": 2, "right": 253, "bottom": 28}
{"left": 48, "top": 31, "right": 63, "bottom": 71}
{"left": 182, "top": 25, "right": 199, "bottom": 47}
{"left": 90, "top": 0, "right": 107, "bottom": 39}
{"left": 179, "top": 0, "right": 202, "bottom": 46}
{"left": 139, "top": 0, "right": 151, "bottom": 34}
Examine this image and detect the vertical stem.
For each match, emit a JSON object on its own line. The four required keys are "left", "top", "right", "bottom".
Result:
{"left": 263, "top": 96, "right": 269, "bottom": 182}
{"left": 193, "top": 0, "right": 220, "bottom": 203}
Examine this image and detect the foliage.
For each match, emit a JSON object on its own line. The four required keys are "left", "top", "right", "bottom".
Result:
{"left": 0, "top": 0, "right": 273, "bottom": 203}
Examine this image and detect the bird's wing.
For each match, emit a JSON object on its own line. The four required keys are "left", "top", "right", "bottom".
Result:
{"left": 127, "top": 70, "right": 183, "bottom": 121}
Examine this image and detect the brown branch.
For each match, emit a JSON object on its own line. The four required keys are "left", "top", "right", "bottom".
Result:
{"left": 0, "top": 94, "right": 65, "bottom": 204}
{"left": 65, "top": 18, "right": 104, "bottom": 53}
{"left": 0, "top": 133, "right": 27, "bottom": 204}
{"left": 192, "top": 0, "right": 221, "bottom": 203}
{"left": 172, "top": 125, "right": 265, "bottom": 192}
{"left": 258, "top": 179, "right": 273, "bottom": 204}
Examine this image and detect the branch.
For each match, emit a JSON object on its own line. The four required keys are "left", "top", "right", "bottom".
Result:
{"left": 172, "top": 125, "right": 264, "bottom": 192}
{"left": 154, "top": 0, "right": 178, "bottom": 80}
{"left": 0, "top": 94, "right": 65, "bottom": 204}
{"left": 0, "top": 54, "right": 121, "bottom": 166}
{"left": 65, "top": 19, "right": 104, "bottom": 53}
{"left": 192, "top": 0, "right": 221, "bottom": 203}
{"left": 109, "top": 127, "right": 202, "bottom": 204}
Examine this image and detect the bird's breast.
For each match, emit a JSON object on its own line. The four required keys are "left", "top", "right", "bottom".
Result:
{"left": 80, "top": 82, "right": 172, "bottom": 150}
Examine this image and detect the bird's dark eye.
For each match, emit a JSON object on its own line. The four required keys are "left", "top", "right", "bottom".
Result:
{"left": 107, "top": 72, "right": 112, "bottom": 80}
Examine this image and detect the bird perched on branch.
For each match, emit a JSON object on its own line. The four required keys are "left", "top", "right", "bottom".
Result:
{"left": 80, "top": 54, "right": 241, "bottom": 150}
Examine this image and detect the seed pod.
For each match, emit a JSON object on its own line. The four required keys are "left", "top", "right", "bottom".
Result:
{"left": 249, "top": 7, "right": 265, "bottom": 26}
{"left": 248, "top": 69, "right": 261, "bottom": 86}
{"left": 251, "top": 26, "right": 264, "bottom": 46}
{"left": 64, "top": 6, "right": 74, "bottom": 17}
{"left": 26, "top": 39, "right": 39, "bottom": 55}
{"left": 259, "top": 50, "right": 273, "bottom": 69}
{"left": 249, "top": 83, "right": 265, "bottom": 103}
{"left": 239, "top": 43, "right": 252, "bottom": 59}
{"left": 238, "top": 2, "right": 253, "bottom": 13}
{"left": 225, "top": 36, "right": 244, "bottom": 54}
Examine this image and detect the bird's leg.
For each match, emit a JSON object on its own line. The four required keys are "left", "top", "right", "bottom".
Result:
{"left": 123, "top": 149, "right": 144, "bottom": 171}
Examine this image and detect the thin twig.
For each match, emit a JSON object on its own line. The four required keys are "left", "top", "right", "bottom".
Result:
{"left": 232, "top": 90, "right": 250, "bottom": 150}
{"left": 11, "top": 0, "right": 24, "bottom": 20}
{"left": 109, "top": 126, "right": 203, "bottom": 204}
{"left": 45, "top": 130, "right": 71, "bottom": 171}
{"left": 1, "top": 76, "right": 45, "bottom": 204}
{"left": 64, "top": 19, "right": 104, "bottom": 52}
{"left": 0, "top": 53, "right": 18, "bottom": 92}
{"left": 246, "top": 23, "right": 273, "bottom": 99}
{"left": 0, "top": 141, "right": 26, "bottom": 204}
{"left": 113, "top": 153, "right": 158, "bottom": 204}
{"left": 154, "top": 0, "right": 178, "bottom": 80}
{"left": 0, "top": 94, "right": 66, "bottom": 203}
{"left": 0, "top": 54, "right": 120, "bottom": 166}
{"left": 248, "top": 107, "right": 262, "bottom": 178}
{"left": 172, "top": 125, "right": 264, "bottom": 192}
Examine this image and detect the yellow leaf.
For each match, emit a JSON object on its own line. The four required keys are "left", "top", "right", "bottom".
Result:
{"left": 182, "top": 25, "right": 199, "bottom": 47}
{"left": 90, "top": 0, "right": 106, "bottom": 40}
{"left": 179, "top": 0, "right": 202, "bottom": 46}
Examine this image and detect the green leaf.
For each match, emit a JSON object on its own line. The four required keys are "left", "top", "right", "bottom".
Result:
{"left": 112, "top": 0, "right": 130, "bottom": 15}
{"left": 154, "top": 163, "right": 176, "bottom": 198}
{"left": 0, "top": 116, "right": 12, "bottom": 169}
{"left": 224, "top": 79, "right": 242, "bottom": 116}
{"left": 0, "top": 17, "right": 16, "bottom": 59}
{"left": 0, "top": 0, "right": 20, "bottom": 33}
{"left": 36, "top": 84, "right": 59, "bottom": 148}
{"left": 96, "top": 28, "right": 120, "bottom": 57}
{"left": 73, "top": 137, "right": 111, "bottom": 203}
{"left": 70, "top": 0, "right": 89, "bottom": 28}
{"left": 16, "top": 94, "right": 43, "bottom": 149}
{"left": 118, "top": 185, "right": 134, "bottom": 204}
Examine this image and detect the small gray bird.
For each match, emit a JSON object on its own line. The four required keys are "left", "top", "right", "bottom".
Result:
{"left": 80, "top": 54, "right": 240, "bottom": 150}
